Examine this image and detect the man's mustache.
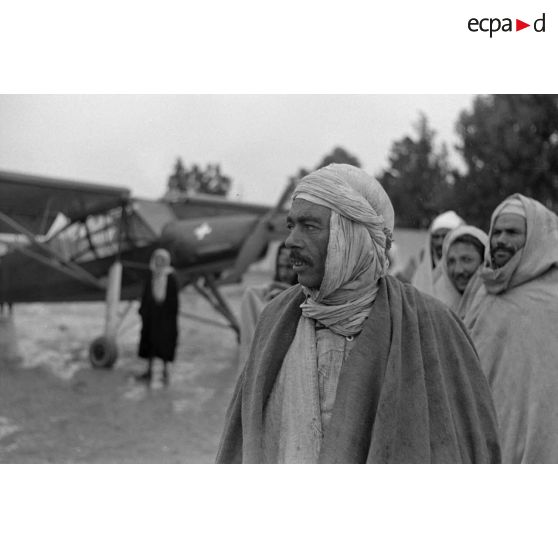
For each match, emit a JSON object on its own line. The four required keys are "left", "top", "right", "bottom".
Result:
{"left": 289, "top": 249, "right": 312, "bottom": 266}
{"left": 493, "top": 244, "right": 515, "bottom": 255}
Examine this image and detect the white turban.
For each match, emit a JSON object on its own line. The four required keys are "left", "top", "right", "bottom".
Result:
{"left": 493, "top": 197, "right": 527, "bottom": 220}
{"left": 293, "top": 164, "right": 394, "bottom": 336}
{"left": 431, "top": 210, "right": 465, "bottom": 232}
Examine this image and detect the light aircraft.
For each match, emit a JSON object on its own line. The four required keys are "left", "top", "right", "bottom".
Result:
{"left": 0, "top": 170, "right": 293, "bottom": 367}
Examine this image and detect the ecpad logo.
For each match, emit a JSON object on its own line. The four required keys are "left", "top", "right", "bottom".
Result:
{"left": 468, "top": 13, "right": 546, "bottom": 37}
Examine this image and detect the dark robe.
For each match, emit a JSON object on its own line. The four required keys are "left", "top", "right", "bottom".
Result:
{"left": 216, "top": 275, "right": 501, "bottom": 464}
{"left": 138, "top": 272, "right": 179, "bottom": 362}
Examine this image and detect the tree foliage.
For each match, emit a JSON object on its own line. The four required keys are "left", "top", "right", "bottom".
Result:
{"left": 284, "top": 146, "right": 362, "bottom": 196}
{"left": 315, "top": 146, "right": 361, "bottom": 169}
{"left": 376, "top": 114, "right": 453, "bottom": 228}
{"left": 165, "top": 158, "right": 232, "bottom": 198}
{"left": 162, "top": 97, "right": 558, "bottom": 231}
{"left": 377, "top": 96, "right": 558, "bottom": 229}
{"left": 453, "top": 94, "right": 558, "bottom": 228}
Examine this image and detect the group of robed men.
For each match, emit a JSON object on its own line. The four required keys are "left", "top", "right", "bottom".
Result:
{"left": 410, "top": 197, "right": 558, "bottom": 464}
{"left": 216, "top": 163, "right": 558, "bottom": 464}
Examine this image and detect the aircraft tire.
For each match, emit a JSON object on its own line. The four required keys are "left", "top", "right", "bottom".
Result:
{"left": 89, "top": 336, "right": 118, "bottom": 369}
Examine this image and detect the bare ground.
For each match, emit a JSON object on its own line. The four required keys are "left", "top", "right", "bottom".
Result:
{"left": 0, "top": 273, "right": 269, "bottom": 463}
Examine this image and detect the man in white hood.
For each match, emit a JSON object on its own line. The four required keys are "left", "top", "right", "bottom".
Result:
{"left": 461, "top": 194, "right": 558, "bottom": 463}
{"left": 434, "top": 225, "right": 488, "bottom": 312}
{"left": 411, "top": 210, "right": 465, "bottom": 296}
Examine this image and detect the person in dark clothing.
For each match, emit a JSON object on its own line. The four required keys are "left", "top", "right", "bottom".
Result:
{"left": 137, "top": 248, "right": 179, "bottom": 385}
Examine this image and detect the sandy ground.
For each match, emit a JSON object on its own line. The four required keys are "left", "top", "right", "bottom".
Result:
{"left": 0, "top": 272, "right": 272, "bottom": 464}
{"left": 0, "top": 230, "right": 427, "bottom": 464}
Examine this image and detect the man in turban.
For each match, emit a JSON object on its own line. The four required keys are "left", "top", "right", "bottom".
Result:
{"left": 216, "top": 164, "right": 500, "bottom": 464}
{"left": 412, "top": 210, "right": 465, "bottom": 296}
{"left": 434, "top": 225, "right": 488, "bottom": 313}
{"left": 461, "top": 194, "right": 558, "bottom": 463}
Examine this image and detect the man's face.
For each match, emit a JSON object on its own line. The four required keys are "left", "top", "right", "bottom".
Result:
{"left": 276, "top": 247, "right": 297, "bottom": 284}
{"left": 490, "top": 214, "right": 527, "bottom": 269}
{"left": 431, "top": 228, "right": 451, "bottom": 261}
{"left": 285, "top": 198, "right": 330, "bottom": 289}
{"left": 447, "top": 241, "right": 483, "bottom": 294}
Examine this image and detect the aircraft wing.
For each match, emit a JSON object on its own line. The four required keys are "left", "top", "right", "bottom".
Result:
{"left": 0, "top": 170, "right": 131, "bottom": 235}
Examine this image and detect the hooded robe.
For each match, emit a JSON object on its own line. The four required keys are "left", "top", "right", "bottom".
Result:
{"left": 138, "top": 250, "right": 179, "bottom": 362}
{"left": 434, "top": 226, "right": 488, "bottom": 312}
{"left": 412, "top": 211, "right": 465, "bottom": 297}
{"left": 461, "top": 194, "right": 558, "bottom": 464}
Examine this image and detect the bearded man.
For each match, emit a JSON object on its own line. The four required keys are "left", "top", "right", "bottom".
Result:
{"left": 461, "top": 194, "right": 558, "bottom": 464}
{"left": 217, "top": 164, "right": 500, "bottom": 464}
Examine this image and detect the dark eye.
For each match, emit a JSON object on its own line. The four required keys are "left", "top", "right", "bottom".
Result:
{"left": 286, "top": 222, "right": 294, "bottom": 231}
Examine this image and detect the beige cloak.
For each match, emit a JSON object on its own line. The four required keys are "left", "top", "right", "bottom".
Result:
{"left": 462, "top": 194, "right": 558, "bottom": 463}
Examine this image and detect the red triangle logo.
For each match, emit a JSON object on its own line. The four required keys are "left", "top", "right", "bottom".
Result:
{"left": 516, "top": 19, "right": 530, "bottom": 31}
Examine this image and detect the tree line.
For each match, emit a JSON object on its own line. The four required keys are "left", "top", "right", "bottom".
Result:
{"left": 377, "top": 94, "right": 558, "bottom": 229}
{"left": 165, "top": 95, "right": 558, "bottom": 231}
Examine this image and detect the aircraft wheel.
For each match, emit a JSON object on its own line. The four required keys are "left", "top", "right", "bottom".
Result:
{"left": 89, "top": 336, "right": 118, "bottom": 369}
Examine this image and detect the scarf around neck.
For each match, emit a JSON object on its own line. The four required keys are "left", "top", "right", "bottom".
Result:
{"left": 293, "top": 164, "right": 393, "bottom": 337}
{"left": 149, "top": 249, "right": 174, "bottom": 303}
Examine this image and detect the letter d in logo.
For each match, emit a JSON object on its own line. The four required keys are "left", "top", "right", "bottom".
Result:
{"left": 534, "top": 13, "right": 546, "bottom": 32}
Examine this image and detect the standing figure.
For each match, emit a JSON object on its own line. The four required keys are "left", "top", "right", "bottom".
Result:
{"left": 217, "top": 164, "right": 500, "bottom": 464}
{"left": 434, "top": 225, "right": 488, "bottom": 312}
{"left": 137, "top": 248, "right": 179, "bottom": 385}
{"left": 411, "top": 210, "right": 465, "bottom": 296}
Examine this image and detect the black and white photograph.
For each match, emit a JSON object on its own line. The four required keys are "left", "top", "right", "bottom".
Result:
{"left": 1, "top": 1, "right": 556, "bottom": 556}
{"left": 4, "top": 93, "right": 557, "bottom": 465}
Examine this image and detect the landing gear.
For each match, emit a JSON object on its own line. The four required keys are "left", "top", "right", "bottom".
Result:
{"left": 193, "top": 275, "right": 241, "bottom": 342}
{"left": 89, "top": 335, "right": 118, "bottom": 368}
{"left": 89, "top": 260, "right": 122, "bottom": 369}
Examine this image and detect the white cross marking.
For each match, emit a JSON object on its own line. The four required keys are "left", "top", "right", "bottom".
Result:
{"left": 194, "top": 222, "right": 212, "bottom": 240}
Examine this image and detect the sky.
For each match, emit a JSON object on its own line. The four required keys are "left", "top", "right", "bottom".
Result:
{"left": 0, "top": 94, "right": 475, "bottom": 206}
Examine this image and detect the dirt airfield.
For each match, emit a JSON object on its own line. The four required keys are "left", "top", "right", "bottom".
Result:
{"left": 0, "top": 273, "right": 271, "bottom": 464}
{"left": 0, "top": 231, "right": 425, "bottom": 464}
